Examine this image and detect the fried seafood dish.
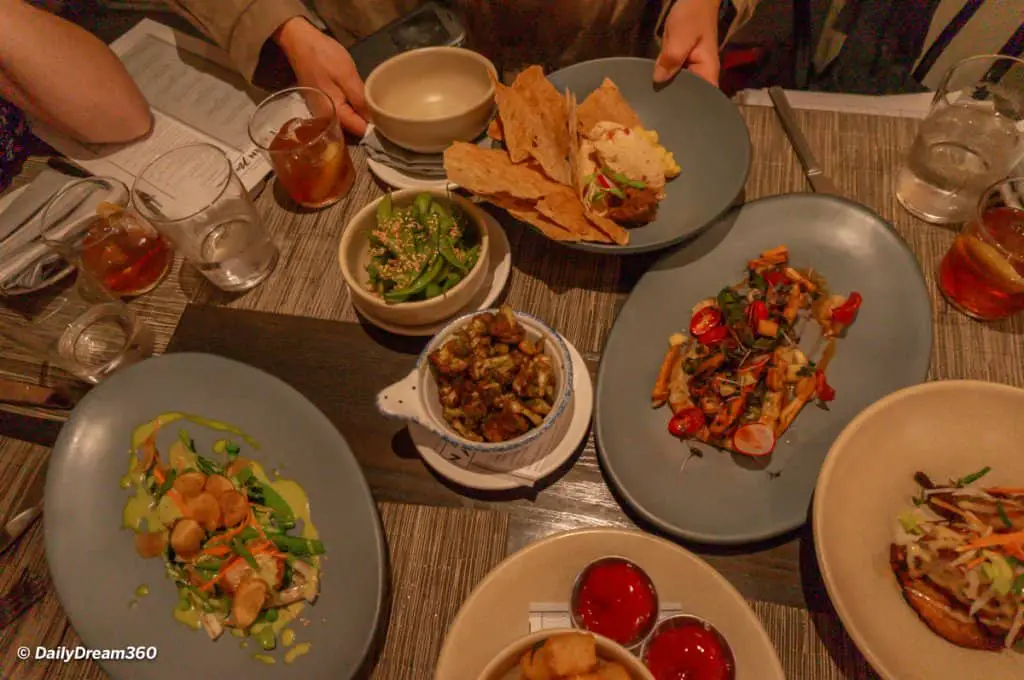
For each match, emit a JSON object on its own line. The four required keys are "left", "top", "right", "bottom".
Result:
{"left": 650, "top": 245, "right": 862, "bottom": 456}
{"left": 519, "top": 632, "right": 633, "bottom": 680}
{"left": 892, "top": 468, "right": 1024, "bottom": 651}
{"left": 123, "top": 414, "right": 322, "bottom": 657}
{"left": 428, "top": 306, "right": 557, "bottom": 443}
{"left": 443, "top": 65, "right": 678, "bottom": 245}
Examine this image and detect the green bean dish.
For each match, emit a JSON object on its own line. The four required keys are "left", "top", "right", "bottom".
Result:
{"left": 366, "top": 192, "right": 481, "bottom": 304}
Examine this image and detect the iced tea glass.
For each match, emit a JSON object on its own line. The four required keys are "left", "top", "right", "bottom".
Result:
{"left": 896, "top": 54, "right": 1024, "bottom": 224}
{"left": 0, "top": 268, "right": 154, "bottom": 384}
{"left": 41, "top": 177, "right": 172, "bottom": 298}
{"left": 132, "top": 143, "right": 279, "bottom": 293}
{"left": 938, "top": 176, "right": 1024, "bottom": 321}
{"left": 247, "top": 86, "right": 355, "bottom": 209}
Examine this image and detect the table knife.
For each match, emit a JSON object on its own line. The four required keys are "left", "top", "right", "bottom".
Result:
{"left": 767, "top": 87, "right": 842, "bottom": 196}
{"left": 0, "top": 471, "right": 46, "bottom": 557}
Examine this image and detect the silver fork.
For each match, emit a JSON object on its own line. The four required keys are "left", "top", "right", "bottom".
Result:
{"left": 0, "top": 568, "right": 48, "bottom": 630}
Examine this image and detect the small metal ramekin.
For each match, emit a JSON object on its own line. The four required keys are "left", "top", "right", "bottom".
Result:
{"left": 640, "top": 614, "right": 736, "bottom": 680}
{"left": 569, "top": 556, "right": 660, "bottom": 650}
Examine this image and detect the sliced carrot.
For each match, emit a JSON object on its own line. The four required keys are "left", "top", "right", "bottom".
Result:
{"left": 985, "top": 488, "right": 1024, "bottom": 496}
{"left": 962, "top": 555, "right": 987, "bottom": 571}
{"left": 202, "top": 544, "right": 232, "bottom": 557}
{"left": 957, "top": 530, "right": 1024, "bottom": 552}
{"left": 152, "top": 466, "right": 166, "bottom": 486}
{"left": 930, "top": 498, "right": 968, "bottom": 518}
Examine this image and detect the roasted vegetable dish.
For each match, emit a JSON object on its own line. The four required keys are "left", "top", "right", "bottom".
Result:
{"left": 892, "top": 467, "right": 1024, "bottom": 651}
{"left": 650, "top": 245, "right": 862, "bottom": 456}
{"left": 519, "top": 632, "right": 632, "bottom": 680}
{"left": 366, "top": 192, "right": 481, "bottom": 304}
{"left": 124, "top": 414, "right": 321, "bottom": 656}
{"left": 428, "top": 306, "right": 557, "bottom": 443}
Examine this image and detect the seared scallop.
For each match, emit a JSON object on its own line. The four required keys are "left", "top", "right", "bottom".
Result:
{"left": 133, "top": 530, "right": 166, "bottom": 559}
{"left": 188, "top": 492, "right": 222, "bottom": 532}
{"left": 221, "top": 553, "right": 284, "bottom": 594}
{"left": 232, "top": 577, "right": 268, "bottom": 629}
{"left": 203, "top": 474, "right": 235, "bottom": 499}
{"left": 218, "top": 490, "right": 249, "bottom": 527}
{"left": 173, "top": 471, "right": 207, "bottom": 500}
{"left": 170, "top": 518, "right": 204, "bottom": 560}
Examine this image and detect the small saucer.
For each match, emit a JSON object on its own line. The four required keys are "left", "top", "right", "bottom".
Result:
{"left": 351, "top": 210, "right": 511, "bottom": 337}
{"left": 365, "top": 157, "right": 458, "bottom": 192}
{"left": 411, "top": 336, "right": 593, "bottom": 490}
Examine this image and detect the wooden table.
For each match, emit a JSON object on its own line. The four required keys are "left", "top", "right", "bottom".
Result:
{"left": 2, "top": 103, "right": 1022, "bottom": 679}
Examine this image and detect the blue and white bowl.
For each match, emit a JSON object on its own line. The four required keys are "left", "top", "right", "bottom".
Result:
{"left": 376, "top": 308, "right": 574, "bottom": 454}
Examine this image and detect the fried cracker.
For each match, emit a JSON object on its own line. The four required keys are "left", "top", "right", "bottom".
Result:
{"left": 584, "top": 208, "right": 630, "bottom": 245}
{"left": 443, "top": 143, "right": 559, "bottom": 200}
{"left": 484, "top": 192, "right": 580, "bottom": 242}
{"left": 576, "top": 78, "right": 642, "bottom": 135}
{"left": 493, "top": 79, "right": 571, "bottom": 185}
{"left": 512, "top": 65, "right": 569, "bottom": 157}
{"left": 487, "top": 116, "right": 504, "bottom": 141}
{"left": 536, "top": 188, "right": 613, "bottom": 243}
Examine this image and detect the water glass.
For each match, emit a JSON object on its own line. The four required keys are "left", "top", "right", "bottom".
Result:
{"left": 896, "top": 54, "right": 1024, "bottom": 224}
{"left": 248, "top": 87, "right": 355, "bottom": 209}
{"left": 41, "top": 177, "right": 172, "bottom": 298}
{"left": 0, "top": 270, "right": 154, "bottom": 384}
{"left": 938, "top": 176, "right": 1024, "bottom": 321}
{"left": 131, "top": 143, "right": 279, "bottom": 292}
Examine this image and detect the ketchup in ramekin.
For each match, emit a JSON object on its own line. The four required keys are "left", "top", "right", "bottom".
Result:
{"left": 642, "top": 615, "right": 735, "bottom": 680}
{"left": 570, "top": 557, "right": 658, "bottom": 648}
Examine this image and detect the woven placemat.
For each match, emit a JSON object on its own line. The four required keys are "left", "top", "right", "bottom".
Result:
{"left": 752, "top": 600, "right": 879, "bottom": 680}
{"left": 0, "top": 435, "right": 510, "bottom": 680}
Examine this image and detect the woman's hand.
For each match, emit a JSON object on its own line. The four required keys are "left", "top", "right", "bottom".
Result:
{"left": 273, "top": 17, "right": 370, "bottom": 136}
{"left": 654, "top": 0, "right": 722, "bottom": 87}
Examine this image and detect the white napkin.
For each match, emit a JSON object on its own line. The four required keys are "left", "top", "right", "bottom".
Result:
{"left": 360, "top": 124, "right": 447, "bottom": 178}
{"left": 0, "top": 177, "right": 114, "bottom": 293}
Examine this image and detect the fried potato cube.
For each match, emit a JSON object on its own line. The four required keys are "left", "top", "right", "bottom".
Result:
{"left": 546, "top": 632, "right": 598, "bottom": 676}
{"left": 520, "top": 643, "right": 554, "bottom": 680}
{"left": 595, "top": 662, "right": 632, "bottom": 680}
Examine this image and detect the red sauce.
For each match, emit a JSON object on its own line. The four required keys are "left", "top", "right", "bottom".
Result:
{"left": 645, "top": 623, "right": 732, "bottom": 680}
{"left": 573, "top": 560, "right": 656, "bottom": 645}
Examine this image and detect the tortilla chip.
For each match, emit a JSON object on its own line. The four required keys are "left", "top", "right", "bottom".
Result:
{"left": 584, "top": 208, "right": 630, "bottom": 245}
{"left": 536, "top": 188, "right": 613, "bottom": 243}
{"left": 444, "top": 143, "right": 559, "bottom": 200}
{"left": 566, "top": 91, "right": 583, "bottom": 196}
{"left": 484, "top": 192, "right": 579, "bottom": 242}
{"left": 493, "top": 80, "right": 571, "bottom": 185}
{"left": 487, "top": 117, "right": 504, "bottom": 141}
{"left": 576, "top": 78, "right": 642, "bottom": 135}
{"left": 512, "top": 65, "right": 569, "bottom": 157}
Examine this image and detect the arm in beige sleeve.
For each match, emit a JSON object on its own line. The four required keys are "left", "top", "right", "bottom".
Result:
{"left": 164, "top": 0, "right": 317, "bottom": 82}
{"left": 0, "top": 0, "right": 152, "bottom": 143}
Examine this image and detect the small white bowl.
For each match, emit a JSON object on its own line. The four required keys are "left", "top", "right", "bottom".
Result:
{"left": 365, "top": 46, "right": 497, "bottom": 153}
{"left": 339, "top": 190, "right": 490, "bottom": 328}
{"left": 376, "top": 309, "right": 574, "bottom": 455}
{"left": 476, "top": 629, "right": 655, "bottom": 680}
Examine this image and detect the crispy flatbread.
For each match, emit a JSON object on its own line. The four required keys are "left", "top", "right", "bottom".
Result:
{"left": 487, "top": 117, "right": 504, "bottom": 141}
{"left": 484, "top": 193, "right": 579, "bottom": 242}
{"left": 576, "top": 78, "right": 642, "bottom": 135}
{"left": 584, "top": 209, "right": 630, "bottom": 245}
{"left": 512, "top": 65, "right": 570, "bottom": 158}
{"left": 536, "top": 188, "right": 611, "bottom": 243}
{"left": 492, "top": 79, "right": 571, "bottom": 185}
{"left": 566, "top": 90, "right": 582, "bottom": 197}
{"left": 443, "top": 143, "right": 559, "bottom": 200}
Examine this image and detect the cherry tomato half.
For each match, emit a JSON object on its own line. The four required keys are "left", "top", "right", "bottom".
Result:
{"left": 697, "top": 325, "right": 730, "bottom": 345}
{"left": 830, "top": 292, "right": 862, "bottom": 326}
{"left": 669, "top": 408, "right": 706, "bottom": 437}
{"left": 815, "top": 369, "right": 836, "bottom": 402}
{"left": 746, "top": 300, "right": 769, "bottom": 328}
{"left": 689, "top": 306, "right": 723, "bottom": 336}
{"left": 763, "top": 270, "right": 788, "bottom": 287}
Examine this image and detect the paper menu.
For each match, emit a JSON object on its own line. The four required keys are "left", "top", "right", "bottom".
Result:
{"left": 736, "top": 88, "right": 934, "bottom": 119}
{"left": 30, "top": 20, "right": 270, "bottom": 193}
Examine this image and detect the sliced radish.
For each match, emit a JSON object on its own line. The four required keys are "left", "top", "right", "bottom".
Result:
{"left": 733, "top": 423, "right": 776, "bottom": 456}
{"left": 691, "top": 298, "right": 717, "bottom": 317}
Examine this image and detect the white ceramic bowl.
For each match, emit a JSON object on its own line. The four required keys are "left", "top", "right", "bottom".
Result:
{"left": 339, "top": 190, "right": 490, "bottom": 328}
{"left": 814, "top": 380, "right": 1024, "bottom": 680}
{"left": 365, "top": 47, "right": 496, "bottom": 153}
{"left": 476, "top": 629, "right": 655, "bottom": 680}
{"left": 376, "top": 309, "right": 574, "bottom": 454}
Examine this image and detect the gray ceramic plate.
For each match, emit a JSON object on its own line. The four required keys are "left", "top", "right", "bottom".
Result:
{"left": 546, "top": 57, "right": 750, "bottom": 254}
{"left": 44, "top": 353, "right": 386, "bottom": 679}
{"left": 595, "top": 194, "right": 932, "bottom": 544}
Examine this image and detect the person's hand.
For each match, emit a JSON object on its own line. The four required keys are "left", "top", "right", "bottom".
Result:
{"left": 653, "top": 0, "right": 722, "bottom": 87}
{"left": 273, "top": 17, "right": 369, "bottom": 136}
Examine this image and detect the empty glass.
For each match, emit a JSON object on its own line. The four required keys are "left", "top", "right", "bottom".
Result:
{"left": 248, "top": 87, "right": 355, "bottom": 209}
{"left": 0, "top": 269, "right": 154, "bottom": 384}
{"left": 131, "top": 143, "right": 279, "bottom": 292}
{"left": 896, "top": 54, "right": 1024, "bottom": 224}
{"left": 41, "top": 177, "right": 172, "bottom": 298}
